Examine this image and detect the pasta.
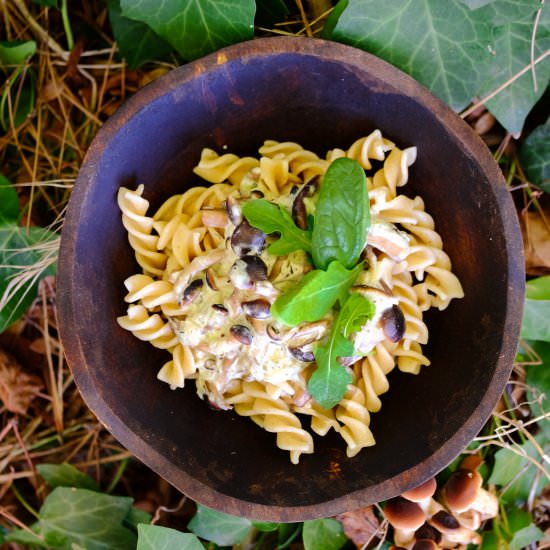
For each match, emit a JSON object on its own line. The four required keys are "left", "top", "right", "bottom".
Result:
{"left": 117, "top": 130, "right": 464, "bottom": 463}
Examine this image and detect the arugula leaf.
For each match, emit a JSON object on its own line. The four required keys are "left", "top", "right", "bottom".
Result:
{"left": 312, "top": 158, "right": 369, "bottom": 270}
{"left": 308, "top": 294, "right": 375, "bottom": 409}
{"left": 271, "top": 261, "right": 363, "bottom": 326}
{"left": 340, "top": 293, "right": 376, "bottom": 336}
{"left": 242, "top": 199, "right": 312, "bottom": 255}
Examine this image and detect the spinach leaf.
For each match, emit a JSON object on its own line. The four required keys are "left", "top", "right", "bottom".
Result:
{"left": 308, "top": 293, "right": 375, "bottom": 409}
{"left": 271, "top": 261, "right": 363, "bottom": 326}
{"left": 242, "top": 199, "right": 311, "bottom": 255}
{"left": 312, "top": 158, "right": 369, "bottom": 270}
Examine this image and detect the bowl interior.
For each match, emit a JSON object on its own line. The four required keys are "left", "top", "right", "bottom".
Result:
{"left": 59, "top": 37, "right": 523, "bottom": 520}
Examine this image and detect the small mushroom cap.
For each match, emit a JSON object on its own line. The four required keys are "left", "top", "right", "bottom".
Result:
{"left": 444, "top": 468, "right": 482, "bottom": 512}
{"left": 428, "top": 510, "right": 461, "bottom": 533}
{"left": 411, "top": 540, "right": 439, "bottom": 550}
{"left": 384, "top": 497, "right": 425, "bottom": 531}
{"left": 402, "top": 477, "right": 437, "bottom": 502}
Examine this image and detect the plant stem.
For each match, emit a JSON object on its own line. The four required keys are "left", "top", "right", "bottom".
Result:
{"left": 61, "top": 0, "right": 74, "bottom": 51}
{"left": 11, "top": 482, "right": 40, "bottom": 520}
{"left": 106, "top": 458, "right": 129, "bottom": 493}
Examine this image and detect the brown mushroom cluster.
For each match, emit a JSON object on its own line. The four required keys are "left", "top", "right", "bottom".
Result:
{"left": 384, "top": 457, "right": 498, "bottom": 549}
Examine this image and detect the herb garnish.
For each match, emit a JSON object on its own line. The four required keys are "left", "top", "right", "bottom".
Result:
{"left": 270, "top": 261, "right": 364, "bottom": 325}
{"left": 242, "top": 199, "right": 311, "bottom": 255}
{"left": 242, "top": 157, "right": 373, "bottom": 409}
{"left": 311, "top": 157, "right": 370, "bottom": 270}
{"left": 309, "top": 294, "right": 376, "bottom": 409}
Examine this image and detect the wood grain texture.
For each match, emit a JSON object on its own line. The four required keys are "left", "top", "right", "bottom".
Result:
{"left": 57, "top": 36, "right": 524, "bottom": 521}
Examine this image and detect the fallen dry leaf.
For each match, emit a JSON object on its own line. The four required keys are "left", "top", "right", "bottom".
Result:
{"left": 337, "top": 505, "right": 381, "bottom": 548}
{"left": 0, "top": 347, "right": 43, "bottom": 415}
{"left": 521, "top": 207, "right": 550, "bottom": 276}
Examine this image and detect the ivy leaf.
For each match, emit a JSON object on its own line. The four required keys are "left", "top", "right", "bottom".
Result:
{"left": 137, "top": 524, "right": 203, "bottom": 549}
{"left": 0, "top": 225, "right": 58, "bottom": 333}
{"left": 476, "top": 1, "right": 550, "bottom": 136}
{"left": 459, "top": 0, "right": 494, "bottom": 8}
{"left": 329, "top": 0, "right": 493, "bottom": 111}
{"left": 521, "top": 275, "right": 550, "bottom": 341}
{"left": 38, "top": 487, "right": 138, "bottom": 549}
{"left": 302, "top": 518, "right": 348, "bottom": 550}
{"left": 488, "top": 434, "right": 549, "bottom": 505}
{"left": 271, "top": 261, "right": 363, "bottom": 326}
{"left": 519, "top": 118, "right": 550, "bottom": 192}
{"left": 255, "top": 0, "right": 289, "bottom": 27}
{"left": 252, "top": 521, "right": 280, "bottom": 532}
{"left": 124, "top": 508, "right": 153, "bottom": 532}
{"left": 37, "top": 463, "right": 100, "bottom": 491}
{"left": 503, "top": 509, "right": 545, "bottom": 550}
{"left": 5, "top": 523, "right": 48, "bottom": 547}
{"left": 0, "top": 40, "right": 36, "bottom": 66}
{"left": 525, "top": 340, "right": 550, "bottom": 439}
{"left": 187, "top": 504, "right": 252, "bottom": 546}
{"left": 108, "top": 0, "right": 174, "bottom": 69}
{"left": 0, "top": 175, "right": 19, "bottom": 224}
{"left": 120, "top": 0, "right": 256, "bottom": 61}
{"left": 242, "top": 199, "right": 312, "bottom": 256}
{"left": 312, "top": 158, "right": 369, "bottom": 270}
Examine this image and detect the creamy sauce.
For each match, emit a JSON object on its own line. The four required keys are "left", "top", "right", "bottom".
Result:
{"left": 173, "top": 194, "right": 409, "bottom": 409}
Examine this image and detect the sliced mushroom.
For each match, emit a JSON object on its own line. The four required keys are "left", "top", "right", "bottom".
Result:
{"left": 229, "top": 256, "right": 268, "bottom": 290}
{"left": 242, "top": 298, "right": 271, "bottom": 319}
{"left": 289, "top": 346, "right": 315, "bottom": 362}
{"left": 205, "top": 268, "right": 219, "bottom": 290}
{"left": 338, "top": 355, "right": 362, "bottom": 367}
{"left": 172, "top": 248, "right": 226, "bottom": 296}
{"left": 180, "top": 279, "right": 203, "bottom": 305}
{"left": 229, "top": 324, "right": 253, "bottom": 345}
{"left": 292, "top": 175, "right": 319, "bottom": 230}
{"left": 380, "top": 305, "right": 406, "bottom": 342}
{"left": 266, "top": 323, "right": 283, "bottom": 342}
{"left": 367, "top": 221, "right": 410, "bottom": 261}
{"left": 201, "top": 208, "right": 229, "bottom": 227}
{"left": 230, "top": 220, "right": 266, "bottom": 256}
{"left": 287, "top": 319, "right": 329, "bottom": 347}
{"left": 212, "top": 304, "right": 228, "bottom": 314}
{"left": 225, "top": 195, "right": 242, "bottom": 225}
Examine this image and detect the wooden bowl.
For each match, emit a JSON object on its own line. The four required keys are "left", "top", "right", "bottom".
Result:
{"left": 58, "top": 37, "right": 524, "bottom": 521}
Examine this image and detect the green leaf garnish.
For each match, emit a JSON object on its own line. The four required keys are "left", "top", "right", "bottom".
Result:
{"left": 311, "top": 157, "right": 370, "bottom": 270}
{"left": 271, "top": 261, "right": 363, "bottom": 326}
{"left": 242, "top": 198, "right": 312, "bottom": 256}
{"left": 308, "top": 293, "right": 375, "bottom": 409}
